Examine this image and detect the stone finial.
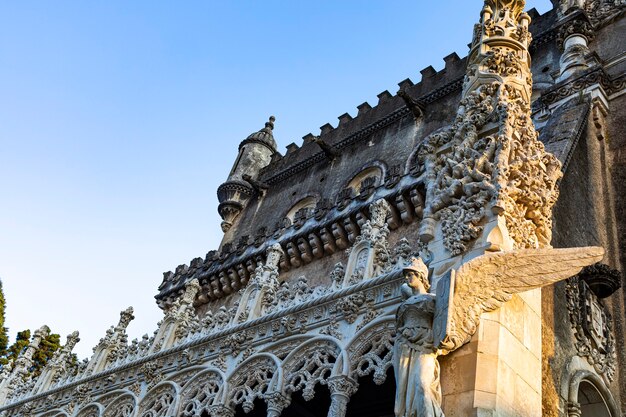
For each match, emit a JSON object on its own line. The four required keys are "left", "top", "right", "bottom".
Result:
{"left": 65, "top": 331, "right": 81, "bottom": 352}
{"left": 265, "top": 115, "right": 276, "bottom": 131}
{"left": 265, "top": 243, "right": 284, "bottom": 269}
{"left": 182, "top": 279, "right": 201, "bottom": 305}
{"left": 33, "top": 325, "right": 51, "bottom": 340}
{"left": 369, "top": 199, "right": 391, "bottom": 228}
{"left": 117, "top": 307, "right": 135, "bottom": 330}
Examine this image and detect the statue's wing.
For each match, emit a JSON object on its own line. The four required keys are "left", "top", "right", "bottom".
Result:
{"left": 433, "top": 246, "right": 604, "bottom": 354}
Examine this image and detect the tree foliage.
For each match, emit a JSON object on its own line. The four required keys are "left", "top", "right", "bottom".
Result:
{"left": 0, "top": 281, "right": 8, "bottom": 363}
{"left": 0, "top": 282, "right": 62, "bottom": 374}
{"left": 5, "top": 329, "right": 31, "bottom": 365}
{"left": 31, "top": 333, "right": 61, "bottom": 377}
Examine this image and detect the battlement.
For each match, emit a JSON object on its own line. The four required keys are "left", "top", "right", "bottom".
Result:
{"left": 156, "top": 5, "right": 564, "bottom": 307}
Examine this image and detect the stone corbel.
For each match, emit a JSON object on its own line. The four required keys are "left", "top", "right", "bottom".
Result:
{"left": 326, "top": 375, "right": 359, "bottom": 417}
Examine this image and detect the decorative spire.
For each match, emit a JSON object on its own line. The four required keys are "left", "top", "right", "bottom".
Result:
{"left": 265, "top": 115, "right": 276, "bottom": 131}
{"left": 415, "top": 0, "right": 562, "bottom": 256}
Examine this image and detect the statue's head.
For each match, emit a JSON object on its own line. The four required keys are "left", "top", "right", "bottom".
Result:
{"left": 403, "top": 257, "right": 430, "bottom": 291}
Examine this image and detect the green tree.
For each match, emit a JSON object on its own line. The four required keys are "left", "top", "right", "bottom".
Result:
{"left": 5, "top": 329, "right": 31, "bottom": 365}
{"left": 31, "top": 333, "right": 61, "bottom": 377}
{"left": 0, "top": 283, "right": 63, "bottom": 374}
{"left": 0, "top": 280, "right": 9, "bottom": 364}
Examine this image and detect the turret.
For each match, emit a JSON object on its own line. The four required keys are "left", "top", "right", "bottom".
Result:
{"left": 217, "top": 116, "right": 277, "bottom": 232}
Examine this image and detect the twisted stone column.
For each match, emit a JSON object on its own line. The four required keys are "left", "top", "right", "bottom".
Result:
{"left": 327, "top": 376, "right": 358, "bottom": 417}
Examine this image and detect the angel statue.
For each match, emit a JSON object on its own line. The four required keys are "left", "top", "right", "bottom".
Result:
{"left": 393, "top": 246, "right": 604, "bottom": 417}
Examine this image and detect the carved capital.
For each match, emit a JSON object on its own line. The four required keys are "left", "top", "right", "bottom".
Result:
{"left": 557, "top": 17, "right": 595, "bottom": 50}
{"left": 264, "top": 392, "right": 290, "bottom": 416}
{"left": 327, "top": 375, "right": 359, "bottom": 398}
{"left": 208, "top": 404, "right": 235, "bottom": 417}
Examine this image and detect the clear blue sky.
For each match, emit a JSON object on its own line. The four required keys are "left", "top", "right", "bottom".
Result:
{"left": 0, "top": 0, "right": 553, "bottom": 359}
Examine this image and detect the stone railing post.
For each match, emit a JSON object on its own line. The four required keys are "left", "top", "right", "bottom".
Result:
{"left": 326, "top": 376, "right": 358, "bottom": 417}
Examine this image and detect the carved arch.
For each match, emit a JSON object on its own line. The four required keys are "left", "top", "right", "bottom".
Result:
{"left": 261, "top": 334, "right": 314, "bottom": 359}
{"left": 137, "top": 381, "right": 180, "bottom": 417}
{"left": 177, "top": 368, "right": 226, "bottom": 417}
{"left": 75, "top": 403, "right": 104, "bottom": 417}
{"left": 94, "top": 390, "right": 135, "bottom": 410}
{"left": 281, "top": 336, "right": 348, "bottom": 400}
{"left": 102, "top": 392, "right": 137, "bottom": 417}
{"left": 567, "top": 370, "right": 620, "bottom": 417}
{"left": 226, "top": 353, "right": 283, "bottom": 413}
{"left": 286, "top": 196, "right": 319, "bottom": 223}
{"left": 346, "top": 317, "right": 395, "bottom": 385}
{"left": 167, "top": 365, "right": 211, "bottom": 388}
{"left": 346, "top": 162, "right": 386, "bottom": 196}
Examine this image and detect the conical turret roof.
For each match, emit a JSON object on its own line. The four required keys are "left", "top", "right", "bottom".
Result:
{"left": 240, "top": 116, "right": 277, "bottom": 151}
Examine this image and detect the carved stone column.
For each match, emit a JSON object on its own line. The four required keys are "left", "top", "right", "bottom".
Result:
{"left": 557, "top": 17, "right": 595, "bottom": 81}
{"left": 326, "top": 376, "right": 358, "bottom": 417}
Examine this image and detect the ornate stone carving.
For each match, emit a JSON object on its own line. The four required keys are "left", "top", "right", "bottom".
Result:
{"left": 180, "top": 371, "right": 222, "bottom": 417}
{"left": 103, "top": 394, "right": 136, "bottom": 417}
{"left": 415, "top": 0, "right": 561, "bottom": 256}
{"left": 343, "top": 199, "right": 391, "bottom": 284}
{"left": 264, "top": 392, "right": 290, "bottom": 417}
{"left": 350, "top": 323, "right": 395, "bottom": 385}
{"left": 228, "top": 356, "right": 277, "bottom": 413}
{"left": 138, "top": 383, "right": 177, "bottom": 417}
{"left": 565, "top": 276, "right": 617, "bottom": 381}
{"left": 584, "top": 0, "right": 626, "bottom": 25}
{"left": 284, "top": 341, "right": 340, "bottom": 400}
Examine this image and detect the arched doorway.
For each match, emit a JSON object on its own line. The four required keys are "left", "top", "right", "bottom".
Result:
{"left": 567, "top": 371, "right": 620, "bottom": 417}
{"left": 577, "top": 381, "right": 611, "bottom": 417}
